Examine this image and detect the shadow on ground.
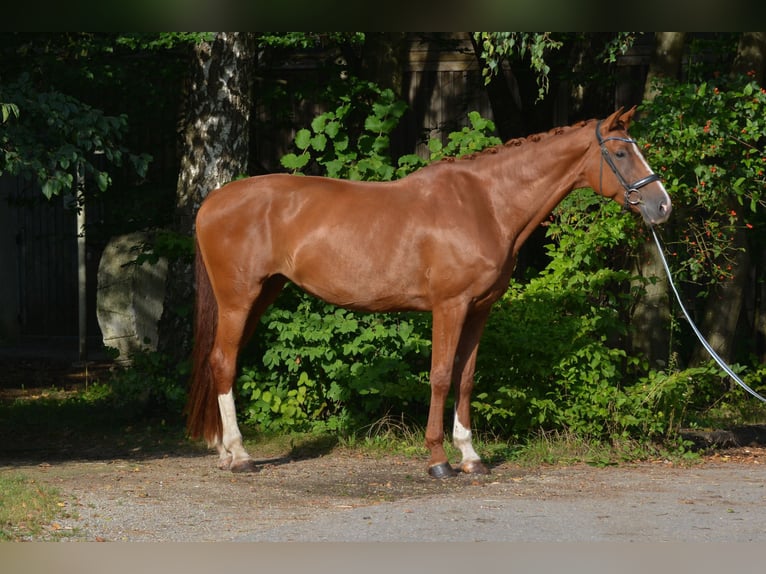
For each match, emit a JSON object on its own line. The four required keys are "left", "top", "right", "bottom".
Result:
{"left": 0, "top": 353, "right": 339, "bottom": 469}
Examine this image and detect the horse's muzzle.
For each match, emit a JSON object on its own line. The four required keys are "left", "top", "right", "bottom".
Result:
{"left": 641, "top": 195, "right": 672, "bottom": 225}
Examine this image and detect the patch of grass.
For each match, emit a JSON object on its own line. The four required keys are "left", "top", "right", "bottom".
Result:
{"left": 507, "top": 429, "right": 701, "bottom": 467}
{"left": 0, "top": 474, "right": 67, "bottom": 541}
{"left": 511, "top": 430, "right": 618, "bottom": 466}
{"left": 343, "top": 414, "right": 429, "bottom": 457}
{"left": 241, "top": 415, "right": 699, "bottom": 470}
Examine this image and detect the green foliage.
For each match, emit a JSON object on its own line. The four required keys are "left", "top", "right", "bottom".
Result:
{"left": 632, "top": 75, "right": 766, "bottom": 288}
{"left": 0, "top": 75, "right": 151, "bottom": 199}
{"left": 239, "top": 291, "right": 432, "bottom": 432}
{"left": 473, "top": 190, "right": 645, "bottom": 438}
{"left": 281, "top": 80, "right": 412, "bottom": 181}
{"left": 427, "top": 111, "right": 502, "bottom": 159}
{"left": 471, "top": 188, "right": 735, "bottom": 443}
{"left": 1, "top": 101, "right": 18, "bottom": 123}
{"left": 473, "top": 32, "right": 564, "bottom": 100}
{"left": 115, "top": 32, "right": 214, "bottom": 50}
{"left": 258, "top": 33, "right": 365, "bottom": 50}
{"left": 599, "top": 33, "right": 641, "bottom": 64}
{"left": 107, "top": 351, "right": 189, "bottom": 418}
{"left": 134, "top": 229, "right": 195, "bottom": 267}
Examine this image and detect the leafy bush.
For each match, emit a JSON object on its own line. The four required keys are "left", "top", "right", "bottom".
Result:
{"left": 471, "top": 185, "right": 745, "bottom": 443}
{"left": 473, "top": 190, "right": 646, "bottom": 438}
{"left": 239, "top": 289, "right": 432, "bottom": 432}
{"left": 632, "top": 75, "right": 766, "bottom": 288}
{"left": 0, "top": 74, "right": 151, "bottom": 199}
{"left": 280, "top": 80, "right": 413, "bottom": 181}
{"left": 107, "top": 351, "right": 189, "bottom": 419}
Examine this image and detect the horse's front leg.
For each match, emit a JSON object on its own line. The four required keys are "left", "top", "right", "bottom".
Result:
{"left": 452, "top": 308, "right": 491, "bottom": 475}
{"left": 425, "top": 304, "right": 468, "bottom": 478}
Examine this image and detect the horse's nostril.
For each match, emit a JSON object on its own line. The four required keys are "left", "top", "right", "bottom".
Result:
{"left": 659, "top": 202, "right": 668, "bottom": 214}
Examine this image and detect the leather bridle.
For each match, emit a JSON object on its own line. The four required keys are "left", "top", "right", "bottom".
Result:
{"left": 596, "top": 120, "right": 661, "bottom": 211}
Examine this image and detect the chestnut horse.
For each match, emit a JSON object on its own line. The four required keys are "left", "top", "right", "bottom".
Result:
{"left": 186, "top": 106, "right": 671, "bottom": 478}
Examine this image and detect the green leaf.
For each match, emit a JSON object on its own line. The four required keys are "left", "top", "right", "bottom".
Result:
{"left": 310, "top": 133, "right": 327, "bottom": 152}
{"left": 96, "top": 171, "right": 110, "bottom": 192}
{"left": 364, "top": 116, "right": 384, "bottom": 133}
{"left": 294, "top": 128, "right": 312, "bottom": 150}
{"left": 324, "top": 120, "right": 340, "bottom": 139}
{"left": 333, "top": 134, "right": 349, "bottom": 152}
{"left": 280, "top": 153, "right": 309, "bottom": 170}
{"left": 41, "top": 180, "right": 57, "bottom": 199}
{"left": 311, "top": 114, "right": 328, "bottom": 133}
{"left": 323, "top": 158, "right": 345, "bottom": 178}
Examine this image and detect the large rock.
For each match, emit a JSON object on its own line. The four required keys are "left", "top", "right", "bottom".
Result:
{"left": 96, "top": 231, "right": 167, "bottom": 363}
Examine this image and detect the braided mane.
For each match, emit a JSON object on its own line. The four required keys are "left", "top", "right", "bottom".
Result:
{"left": 437, "top": 119, "right": 594, "bottom": 164}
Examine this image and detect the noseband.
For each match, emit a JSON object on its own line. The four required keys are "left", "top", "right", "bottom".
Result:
{"left": 596, "top": 120, "right": 661, "bottom": 211}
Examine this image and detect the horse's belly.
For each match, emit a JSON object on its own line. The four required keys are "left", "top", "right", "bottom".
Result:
{"left": 288, "top": 259, "right": 431, "bottom": 313}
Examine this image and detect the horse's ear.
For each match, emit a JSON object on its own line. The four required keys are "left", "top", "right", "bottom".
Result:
{"left": 618, "top": 105, "right": 638, "bottom": 130}
{"left": 601, "top": 107, "right": 625, "bottom": 135}
{"left": 602, "top": 105, "right": 636, "bottom": 134}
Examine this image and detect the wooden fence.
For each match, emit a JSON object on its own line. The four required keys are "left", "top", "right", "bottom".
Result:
{"left": 0, "top": 176, "right": 104, "bottom": 341}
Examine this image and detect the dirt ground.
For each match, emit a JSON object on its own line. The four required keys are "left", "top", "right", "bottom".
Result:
{"left": 2, "top": 356, "right": 766, "bottom": 542}
{"left": 3, "top": 444, "right": 765, "bottom": 542}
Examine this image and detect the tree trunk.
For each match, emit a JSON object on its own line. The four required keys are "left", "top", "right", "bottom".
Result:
{"left": 630, "top": 33, "right": 686, "bottom": 369}
{"left": 359, "top": 33, "right": 410, "bottom": 100}
{"left": 757, "top": 248, "right": 766, "bottom": 364}
{"left": 731, "top": 31, "right": 766, "bottom": 84}
{"left": 174, "top": 32, "right": 257, "bottom": 233}
{"left": 642, "top": 32, "right": 686, "bottom": 101}
{"left": 158, "top": 32, "right": 256, "bottom": 361}
{"left": 690, "top": 227, "right": 750, "bottom": 366}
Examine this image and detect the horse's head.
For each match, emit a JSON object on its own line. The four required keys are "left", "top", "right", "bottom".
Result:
{"left": 591, "top": 107, "right": 671, "bottom": 225}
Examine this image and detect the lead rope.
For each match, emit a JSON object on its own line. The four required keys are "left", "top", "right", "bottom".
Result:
{"left": 650, "top": 225, "right": 766, "bottom": 403}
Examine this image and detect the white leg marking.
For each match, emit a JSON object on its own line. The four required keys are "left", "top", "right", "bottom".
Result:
{"left": 453, "top": 412, "right": 480, "bottom": 464}
{"left": 217, "top": 390, "right": 251, "bottom": 465}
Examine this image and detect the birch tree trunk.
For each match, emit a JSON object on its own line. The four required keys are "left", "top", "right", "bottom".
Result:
{"left": 158, "top": 32, "right": 256, "bottom": 360}
{"left": 630, "top": 32, "right": 686, "bottom": 369}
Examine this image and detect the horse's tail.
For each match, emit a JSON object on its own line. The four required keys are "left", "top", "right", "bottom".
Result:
{"left": 185, "top": 237, "right": 222, "bottom": 445}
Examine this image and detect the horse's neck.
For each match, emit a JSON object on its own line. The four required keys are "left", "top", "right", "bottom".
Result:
{"left": 484, "top": 131, "right": 592, "bottom": 253}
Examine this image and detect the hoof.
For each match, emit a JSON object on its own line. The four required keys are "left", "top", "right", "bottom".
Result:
{"left": 217, "top": 455, "right": 233, "bottom": 471}
{"left": 461, "top": 460, "right": 490, "bottom": 475}
{"left": 428, "top": 462, "right": 458, "bottom": 479}
{"left": 229, "top": 459, "right": 257, "bottom": 473}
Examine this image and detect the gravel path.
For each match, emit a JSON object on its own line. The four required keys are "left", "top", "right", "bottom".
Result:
{"left": 5, "top": 446, "right": 765, "bottom": 542}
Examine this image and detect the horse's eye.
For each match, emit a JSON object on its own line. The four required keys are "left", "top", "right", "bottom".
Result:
{"left": 615, "top": 150, "right": 627, "bottom": 159}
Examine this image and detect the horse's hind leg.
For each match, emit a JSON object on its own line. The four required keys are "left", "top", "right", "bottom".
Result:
{"left": 209, "top": 307, "right": 254, "bottom": 472}
{"left": 210, "top": 276, "right": 286, "bottom": 472}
